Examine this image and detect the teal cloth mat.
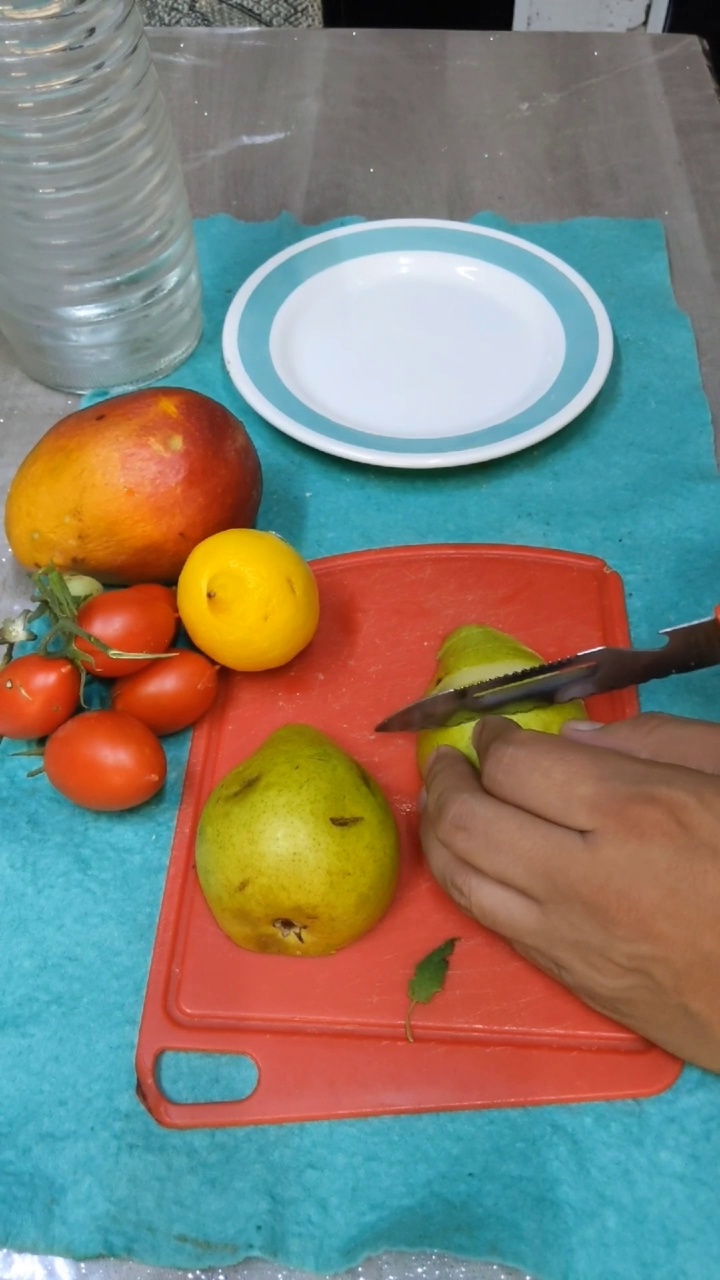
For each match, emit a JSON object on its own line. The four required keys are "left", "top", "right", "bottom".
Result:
{"left": 2, "top": 211, "right": 720, "bottom": 1280}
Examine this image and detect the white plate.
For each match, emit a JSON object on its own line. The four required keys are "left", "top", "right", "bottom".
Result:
{"left": 222, "top": 219, "right": 614, "bottom": 469}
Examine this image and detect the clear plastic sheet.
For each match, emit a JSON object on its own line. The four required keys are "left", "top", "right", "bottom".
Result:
{"left": 0, "top": 1255, "right": 533, "bottom": 1280}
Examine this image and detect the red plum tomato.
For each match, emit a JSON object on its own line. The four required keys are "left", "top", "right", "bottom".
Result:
{"left": 110, "top": 649, "right": 219, "bottom": 736}
{"left": 0, "top": 655, "right": 81, "bottom": 739}
{"left": 44, "top": 710, "right": 167, "bottom": 811}
{"left": 75, "top": 585, "right": 178, "bottom": 677}
{"left": 125, "top": 583, "right": 178, "bottom": 614}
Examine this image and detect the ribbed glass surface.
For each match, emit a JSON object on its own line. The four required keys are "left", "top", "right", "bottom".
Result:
{"left": 0, "top": 0, "right": 202, "bottom": 392}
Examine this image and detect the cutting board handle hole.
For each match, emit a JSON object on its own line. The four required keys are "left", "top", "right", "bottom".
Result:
{"left": 156, "top": 1051, "right": 259, "bottom": 1105}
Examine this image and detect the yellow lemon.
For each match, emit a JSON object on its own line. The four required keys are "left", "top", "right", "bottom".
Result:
{"left": 177, "top": 529, "right": 320, "bottom": 671}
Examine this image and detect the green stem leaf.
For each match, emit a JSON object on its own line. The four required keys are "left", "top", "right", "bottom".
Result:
{"left": 405, "top": 937, "right": 460, "bottom": 1043}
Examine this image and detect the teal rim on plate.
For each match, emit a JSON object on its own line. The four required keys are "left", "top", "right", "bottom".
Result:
{"left": 222, "top": 219, "right": 614, "bottom": 469}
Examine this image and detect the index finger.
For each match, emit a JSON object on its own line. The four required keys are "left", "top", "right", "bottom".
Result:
{"left": 422, "top": 743, "right": 581, "bottom": 899}
{"left": 472, "top": 716, "right": 651, "bottom": 829}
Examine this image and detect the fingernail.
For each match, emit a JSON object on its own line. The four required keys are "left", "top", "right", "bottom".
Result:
{"left": 562, "top": 720, "right": 603, "bottom": 733}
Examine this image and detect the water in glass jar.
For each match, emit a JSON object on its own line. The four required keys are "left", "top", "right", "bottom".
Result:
{"left": 0, "top": 0, "right": 202, "bottom": 393}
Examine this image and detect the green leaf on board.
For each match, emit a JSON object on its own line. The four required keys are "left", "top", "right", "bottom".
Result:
{"left": 405, "top": 936, "right": 460, "bottom": 1042}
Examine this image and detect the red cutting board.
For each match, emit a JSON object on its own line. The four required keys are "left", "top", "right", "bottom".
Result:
{"left": 135, "top": 544, "right": 681, "bottom": 1128}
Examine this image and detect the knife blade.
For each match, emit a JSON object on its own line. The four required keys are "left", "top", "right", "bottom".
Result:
{"left": 375, "top": 608, "right": 720, "bottom": 733}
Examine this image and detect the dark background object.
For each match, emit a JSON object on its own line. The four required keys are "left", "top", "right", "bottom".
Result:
{"left": 666, "top": 0, "right": 720, "bottom": 78}
{"left": 666, "top": 0, "right": 720, "bottom": 31}
{"left": 322, "top": 0, "right": 513, "bottom": 29}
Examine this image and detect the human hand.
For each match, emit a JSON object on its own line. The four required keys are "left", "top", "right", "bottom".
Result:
{"left": 419, "top": 713, "right": 720, "bottom": 1071}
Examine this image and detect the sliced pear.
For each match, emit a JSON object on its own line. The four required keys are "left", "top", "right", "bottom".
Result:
{"left": 417, "top": 625, "right": 586, "bottom": 772}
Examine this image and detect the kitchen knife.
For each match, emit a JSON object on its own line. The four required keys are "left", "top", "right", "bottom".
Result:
{"left": 375, "top": 607, "right": 720, "bottom": 733}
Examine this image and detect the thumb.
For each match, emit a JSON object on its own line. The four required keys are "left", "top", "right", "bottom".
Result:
{"left": 561, "top": 712, "right": 720, "bottom": 774}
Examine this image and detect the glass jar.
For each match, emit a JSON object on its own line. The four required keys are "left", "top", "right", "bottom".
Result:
{"left": 0, "top": 0, "right": 202, "bottom": 393}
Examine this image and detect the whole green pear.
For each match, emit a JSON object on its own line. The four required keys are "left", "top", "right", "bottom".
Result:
{"left": 196, "top": 723, "right": 400, "bottom": 957}
{"left": 416, "top": 624, "right": 587, "bottom": 772}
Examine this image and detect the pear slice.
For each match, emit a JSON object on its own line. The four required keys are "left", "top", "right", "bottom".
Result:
{"left": 417, "top": 624, "right": 587, "bottom": 772}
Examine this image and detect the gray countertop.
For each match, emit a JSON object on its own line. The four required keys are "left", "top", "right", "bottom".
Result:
{"left": 153, "top": 27, "right": 720, "bottom": 444}
{"left": 123, "top": 27, "right": 720, "bottom": 443}
{"left": 1, "top": 26, "right": 719, "bottom": 1280}
{"left": 2, "top": 29, "right": 720, "bottom": 618}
